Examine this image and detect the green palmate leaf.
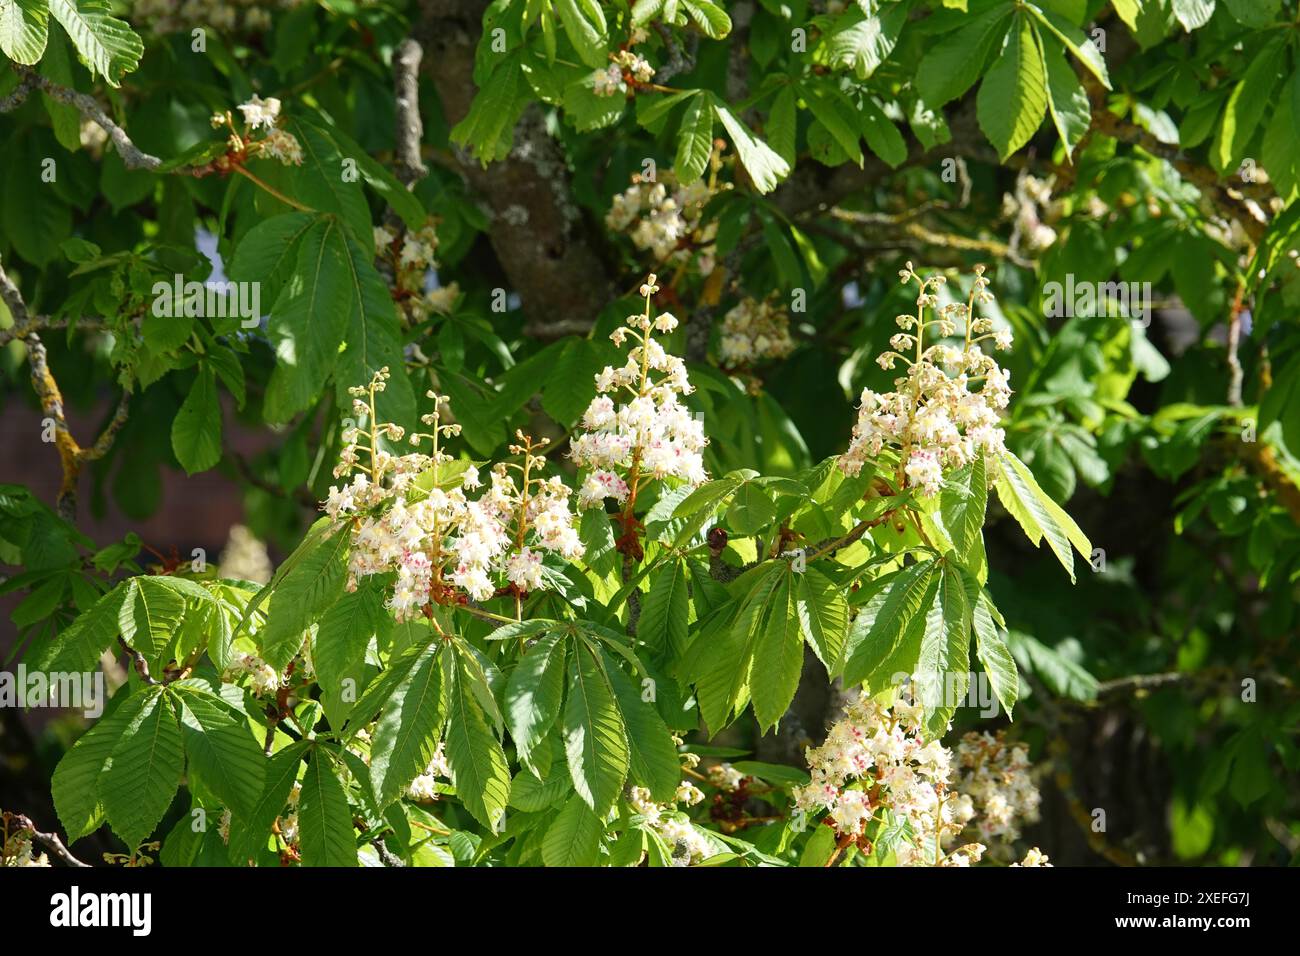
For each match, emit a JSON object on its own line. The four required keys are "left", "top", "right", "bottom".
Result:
{"left": 709, "top": 95, "right": 790, "bottom": 193}
{"left": 602, "top": 648, "right": 681, "bottom": 802}
{"left": 637, "top": 558, "right": 689, "bottom": 661}
{"left": 312, "top": 584, "right": 385, "bottom": 728}
{"left": 542, "top": 793, "right": 604, "bottom": 866}
{"left": 228, "top": 740, "right": 309, "bottom": 863}
{"left": 342, "top": 643, "right": 427, "bottom": 735}
{"left": 541, "top": 336, "right": 603, "bottom": 425}
{"left": 688, "top": 563, "right": 784, "bottom": 729}
{"left": 444, "top": 654, "right": 512, "bottom": 831}
{"left": 994, "top": 449, "right": 1090, "bottom": 582}
{"left": 319, "top": 121, "right": 427, "bottom": 231}
{"left": 505, "top": 630, "right": 567, "bottom": 768}
{"left": 727, "top": 480, "right": 777, "bottom": 534}
{"left": 1042, "top": 43, "right": 1090, "bottom": 159}
{"left": 578, "top": 507, "right": 618, "bottom": 577}
{"left": 39, "top": 580, "right": 126, "bottom": 672}
{"left": 563, "top": 640, "right": 629, "bottom": 815}
{"left": 263, "top": 217, "right": 354, "bottom": 423}
{"left": 554, "top": 0, "right": 607, "bottom": 68}
{"left": 823, "top": 1, "right": 908, "bottom": 79}
{"left": 171, "top": 366, "right": 223, "bottom": 475}
{"left": 840, "top": 559, "right": 939, "bottom": 687}
{"left": 454, "top": 640, "right": 506, "bottom": 734}
{"left": 563, "top": 71, "right": 626, "bottom": 131}
{"left": 689, "top": 608, "right": 753, "bottom": 731}
{"left": 916, "top": 4, "right": 1014, "bottom": 106}
{"left": 52, "top": 690, "right": 151, "bottom": 841}
{"left": 858, "top": 97, "right": 907, "bottom": 167}
{"left": 173, "top": 683, "right": 265, "bottom": 817}
{"left": 684, "top": 0, "right": 730, "bottom": 38}
{"left": 767, "top": 85, "right": 798, "bottom": 167}
{"left": 227, "top": 210, "right": 317, "bottom": 303}
{"left": 100, "top": 687, "right": 184, "bottom": 848}
{"left": 452, "top": 55, "right": 527, "bottom": 163}
{"left": 509, "top": 765, "right": 572, "bottom": 812}
{"left": 337, "top": 229, "right": 417, "bottom": 435}
{"left": 939, "top": 453, "right": 987, "bottom": 562}
{"left": 369, "top": 643, "right": 445, "bottom": 807}
{"left": 674, "top": 474, "right": 743, "bottom": 518}
{"left": 1025, "top": 2, "right": 1110, "bottom": 88}
{"left": 1171, "top": 0, "right": 1215, "bottom": 30}
{"left": 277, "top": 119, "right": 371, "bottom": 241}
{"left": 802, "top": 85, "right": 863, "bottom": 166}
{"left": 1211, "top": 35, "right": 1286, "bottom": 172}
{"left": 0, "top": 0, "right": 49, "bottom": 64}
{"left": 751, "top": 570, "right": 803, "bottom": 731}
{"left": 298, "top": 750, "right": 357, "bottom": 866}
{"left": 976, "top": 14, "right": 1048, "bottom": 160}
{"left": 796, "top": 566, "right": 848, "bottom": 671}
{"left": 118, "top": 576, "right": 188, "bottom": 668}
{"left": 912, "top": 562, "right": 972, "bottom": 737}
{"left": 1008, "top": 631, "right": 1098, "bottom": 700}
{"left": 258, "top": 527, "right": 349, "bottom": 670}
{"left": 38, "top": 29, "right": 78, "bottom": 149}
{"left": 47, "top": 0, "right": 142, "bottom": 86}
{"left": 970, "top": 586, "right": 1018, "bottom": 716}
{"left": 675, "top": 93, "right": 714, "bottom": 184}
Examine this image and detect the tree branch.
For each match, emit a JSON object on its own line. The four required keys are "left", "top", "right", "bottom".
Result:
{"left": 3, "top": 64, "right": 161, "bottom": 171}
{"left": 5, "top": 812, "right": 92, "bottom": 868}
{"left": 393, "top": 38, "right": 429, "bottom": 187}
{"left": 0, "top": 255, "right": 131, "bottom": 519}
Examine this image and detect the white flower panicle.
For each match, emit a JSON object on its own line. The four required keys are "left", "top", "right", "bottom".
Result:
{"left": 705, "top": 762, "right": 746, "bottom": 792}
{"left": 224, "top": 651, "right": 281, "bottom": 697}
{"left": 606, "top": 174, "right": 720, "bottom": 272}
{"left": 794, "top": 689, "right": 1044, "bottom": 867}
{"left": 406, "top": 743, "right": 451, "bottom": 802}
{"left": 570, "top": 275, "right": 707, "bottom": 518}
{"left": 323, "top": 370, "right": 583, "bottom": 618}
{"left": 718, "top": 297, "right": 796, "bottom": 368}
{"left": 953, "top": 730, "right": 1042, "bottom": 848}
{"left": 625, "top": 743, "right": 714, "bottom": 866}
{"left": 374, "top": 224, "right": 450, "bottom": 325}
{"left": 593, "top": 49, "right": 656, "bottom": 97}
{"left": 210, "top": 96, "right": 303, "bottom": 166}
{"left": 130, "top": 0, "right": 294, "bottom": 35}
{"left": 1, "top": 831, "right": 50, "bottom": 867}
{"left": 1011, "top": 847, "right": 1052, "bottom": 867}
{"left": 839, "top": 264, "right": 1012, "bottom": 496}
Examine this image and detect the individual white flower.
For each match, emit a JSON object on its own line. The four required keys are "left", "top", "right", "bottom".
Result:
{"left": 593, "top": 65, "right": 625, "bottom": 97}
{"left": 705, "top": 762, "right": 745, "bottom": 792}
{"left": 238, "top": 94, "right": 281, "bottom": 130}
{"left": 1012, "top": 847, "right": 1052, "bottom": 867}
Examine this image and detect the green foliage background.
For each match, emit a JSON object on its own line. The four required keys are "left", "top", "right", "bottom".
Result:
{"left": 1, "top": 0, "right": 1298, "bottom": 867}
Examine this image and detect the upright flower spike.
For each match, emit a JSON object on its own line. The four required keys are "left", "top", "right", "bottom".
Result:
{"left": 570, "top": 274, "right": 708, "bottom": 557}
{"left": 793, "top": 689, "right": 1042, "bottom": 867}
{"left": 322, "top": 375, "right": 582, "bottom": 620}
{"left": 839, "top": 265, "right": 1012, "bottom": 496}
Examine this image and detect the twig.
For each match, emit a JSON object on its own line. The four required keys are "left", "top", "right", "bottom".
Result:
{"left": 5, "top": 813, "right": 92, "bottom": 868}
{"left": 0, "top": 315, "right": 107, "bottom": 346}
{"left": 392, "top": 39, "right": 428, "bottom": 187}
{"left": 654, "top": 23, "right": 698, "bottom": 83}
{"left": 117, "top": 636, "right": 158, "bottom": 685}
{"left": 3, "top": 65, "right": 161, "bottom": 171}
{"left": 1, "top": 256, "right": 132, "bottom": 519}
{"left": 1226, "top": 280, "right": 1246, "bottom": 408}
